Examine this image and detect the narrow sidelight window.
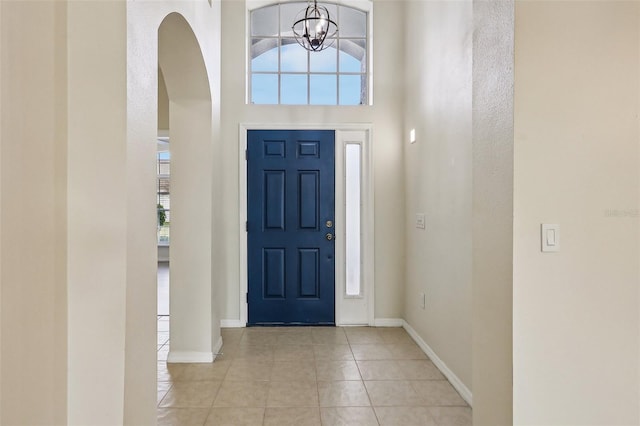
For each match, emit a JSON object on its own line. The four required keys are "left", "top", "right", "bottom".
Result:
{"left": 345, "top": 143, "right": 361, "bottom": 296}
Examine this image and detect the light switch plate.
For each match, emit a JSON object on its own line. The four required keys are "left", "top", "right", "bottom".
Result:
{"left": 416, "top": 213, "right": 426, "bottom": 229}
{"left": 541, "top": 224, "right": 560, "bottom": 252}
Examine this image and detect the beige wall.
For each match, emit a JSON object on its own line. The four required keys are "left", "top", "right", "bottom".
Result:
{"left": 471, "top": 1, "right": 514, "bottom": 424}
{"left": 4, "top": 0, "right": 640, "bottom": 424}
{"left": 402, "top": 0, "right": 473, "bottom": 395}
{"left": 124, "top": 1, "right": 222, "bottom": 422}
{"left": 404, "top": 1, "right": 514, "bottom": 426}
{"left": 66, "top": 2, "right": 130, "bottom": 423}
{"left": 219, "top": 0, "right": 406, "bottom": 322}
{"left": 159, "top": 11, "right": 219, "bottom": 365}
{"left": 1, "top": 0, "right": 222, "bottom": 424}
{"left": 0, "top": 1, "right": 68, "bottom": 424}
{"left": 158, "top": 67, "right": 170, "bottom": 131}
{"left": 514, "top": 1, "right": 639, "bottom": 424}
{"left": 402, "top": 3, "right": 515, "bottom": 424}
{"left": 1, "top": 0, "right": 2, "bottom": 414}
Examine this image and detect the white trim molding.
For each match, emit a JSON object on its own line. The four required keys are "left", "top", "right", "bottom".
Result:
{"left": 213, "top": 335, "right": 224, "bottom": 359}
{"left": 167, "top": 351, "right": 214, "bottom": 363}
{"left": 166, "top": 336, "right": 224, "bottom": 363}
{"left": 238, "top": 123, "right": 374, "bottom": 327}
{"left": 403, "top": 320, "right": 473, "bottom": 407}
{"left": 373, "top": 318, "right": 404, "bottom": 327}
{"left": 221, "top": 319, "right": 245, "bottom": 328}
{"left": 335, "top": 129, "right": 375, "bottom": 326}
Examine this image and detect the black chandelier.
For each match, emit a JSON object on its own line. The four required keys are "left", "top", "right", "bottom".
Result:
{"left": 292, "top": 0, "right": 338, "bottom": 52}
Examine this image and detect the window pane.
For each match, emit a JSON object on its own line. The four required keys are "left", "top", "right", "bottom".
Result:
{"left": 339, "top": 39, "right": 366, "bottom": 72}
{"left": 251, "top": 39, "right": 278, "bottom": 72}
{"left": 157, "top": 151, "right": 171, "bottom": 245}
{"left": 310, "top": 45, "right": 337, "bottom": 72}
{"left": 310, "top": 74, "right": 337, "bottom": 105}
{"left": 158, "top": 176, "right": 170, "bottom": 193}
{"left": 281, "top": 74, "right": 307, "bottom": 104}
{"left": 345, "top": 144, "right": 361, "bottom": 296}
{"left": 339, "top": 6, "right": 366, "bottom": 37}
{"left": 280, "top": 2, "right": 302, "bottom": 37}
{"left": 321, "top": 3, "right": 338, "bottom": 28}
{"left": 281, "top": 40, "right": 307, "bottom": 72}
{"left": 251, "top": 5, "right": 279, "bottom": 36}
{"left": 249, "top": 3, "right": 368, "bottom": 106}
{"left": 158, "top": 194, "right": 170, "bottom": 208}
{"left": 251, "top": 74, "right": 278, "bottom": 104}
{"left": 339, "top": 75, "right": 364, "bottom": 105}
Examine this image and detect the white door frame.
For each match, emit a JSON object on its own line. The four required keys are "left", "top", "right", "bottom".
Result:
{"left": 238, "top": 123, "right": 374, "bottom": 326}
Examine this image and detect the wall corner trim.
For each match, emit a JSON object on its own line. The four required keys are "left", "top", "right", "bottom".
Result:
{"left": 213, "top": 335, "right": 224, "bottom": 361}
{"left": 167, "top": 351, "right": 214, "bottom": 363}
{"left": 220, "top": 319, "right": 245, "bottom": 328}
{"left": 373, "top": 318, "right": 404, "bottom": 327}
{"left": 403, "top": 320, "right": 473, "bottom": 406}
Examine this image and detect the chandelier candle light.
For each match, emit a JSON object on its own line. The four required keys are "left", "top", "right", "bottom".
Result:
{"left": 292, "top": 0, "right": 338, "bottom": 52}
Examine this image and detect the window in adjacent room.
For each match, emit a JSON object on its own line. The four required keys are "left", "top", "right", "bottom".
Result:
{"left": 157, "top": 141, "right": 171, "bottom": 245}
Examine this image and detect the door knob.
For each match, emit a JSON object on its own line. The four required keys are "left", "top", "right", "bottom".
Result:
{"left": 326, "top": 233, "right": 334, "bottom": 241}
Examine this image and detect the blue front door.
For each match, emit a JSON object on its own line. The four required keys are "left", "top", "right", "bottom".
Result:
{"left": 247, "top": 130, "right": 335, "bottom": 325}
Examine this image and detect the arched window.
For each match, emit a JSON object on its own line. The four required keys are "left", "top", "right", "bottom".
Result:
{"left": 249, "top": 2, "right": 369, "bottom": 105}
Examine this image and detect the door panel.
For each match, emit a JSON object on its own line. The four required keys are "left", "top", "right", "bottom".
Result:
{"left": 247, "top": 129, "right": 335, "bottom": 325}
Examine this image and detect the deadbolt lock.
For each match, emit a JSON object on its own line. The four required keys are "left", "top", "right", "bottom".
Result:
{"left": 326, "top": 220, "right": 333, "bottom": 228}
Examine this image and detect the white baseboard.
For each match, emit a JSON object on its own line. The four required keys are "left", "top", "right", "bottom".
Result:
{"left": 167, "top": 351, "right": 214, "bottom": 363}
{"left": 373, "top": 318, "right": 404, "bottom": 327}
{"left": 221, "top": 319, "right": 245, "bottom": 328}
{"left": 222, "top": 318, "right": 404, "bottom": 327}
{"left": 167, "top": 334, "right": 224, "bottom": 364}
{"left": 402, "top": 320, "right": 473, "bottom": 407}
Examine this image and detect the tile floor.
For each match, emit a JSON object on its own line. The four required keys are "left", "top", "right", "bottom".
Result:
{"left": 157, "top": 317, "right": 472, "bottom": 426}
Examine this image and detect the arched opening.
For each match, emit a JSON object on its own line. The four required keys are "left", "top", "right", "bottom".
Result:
{"left": 156, "top": 12, "right": 219, "bottom": 365}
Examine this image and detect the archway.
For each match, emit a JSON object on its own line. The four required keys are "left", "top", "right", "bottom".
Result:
{"left": 158, "top": 12, "right": 219, "bottom": 363}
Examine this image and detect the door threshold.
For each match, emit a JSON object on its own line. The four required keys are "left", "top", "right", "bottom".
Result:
{"left": 247, "top": 322, "right": 336, "bottom": 327}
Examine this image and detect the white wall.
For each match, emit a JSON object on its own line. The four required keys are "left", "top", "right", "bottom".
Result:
{"left": 219, "top": 0, "right": 406, "bottom": 323}
{"left": 402, "top": 0, "right": 473, "bottom": 396}
{"left": 513, "top": 1, "right": 640, "bottom": 424}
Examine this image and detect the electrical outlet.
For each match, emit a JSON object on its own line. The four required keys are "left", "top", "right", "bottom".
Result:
{"left": 420, "top": 292, "right": 426, "bottom": 309}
